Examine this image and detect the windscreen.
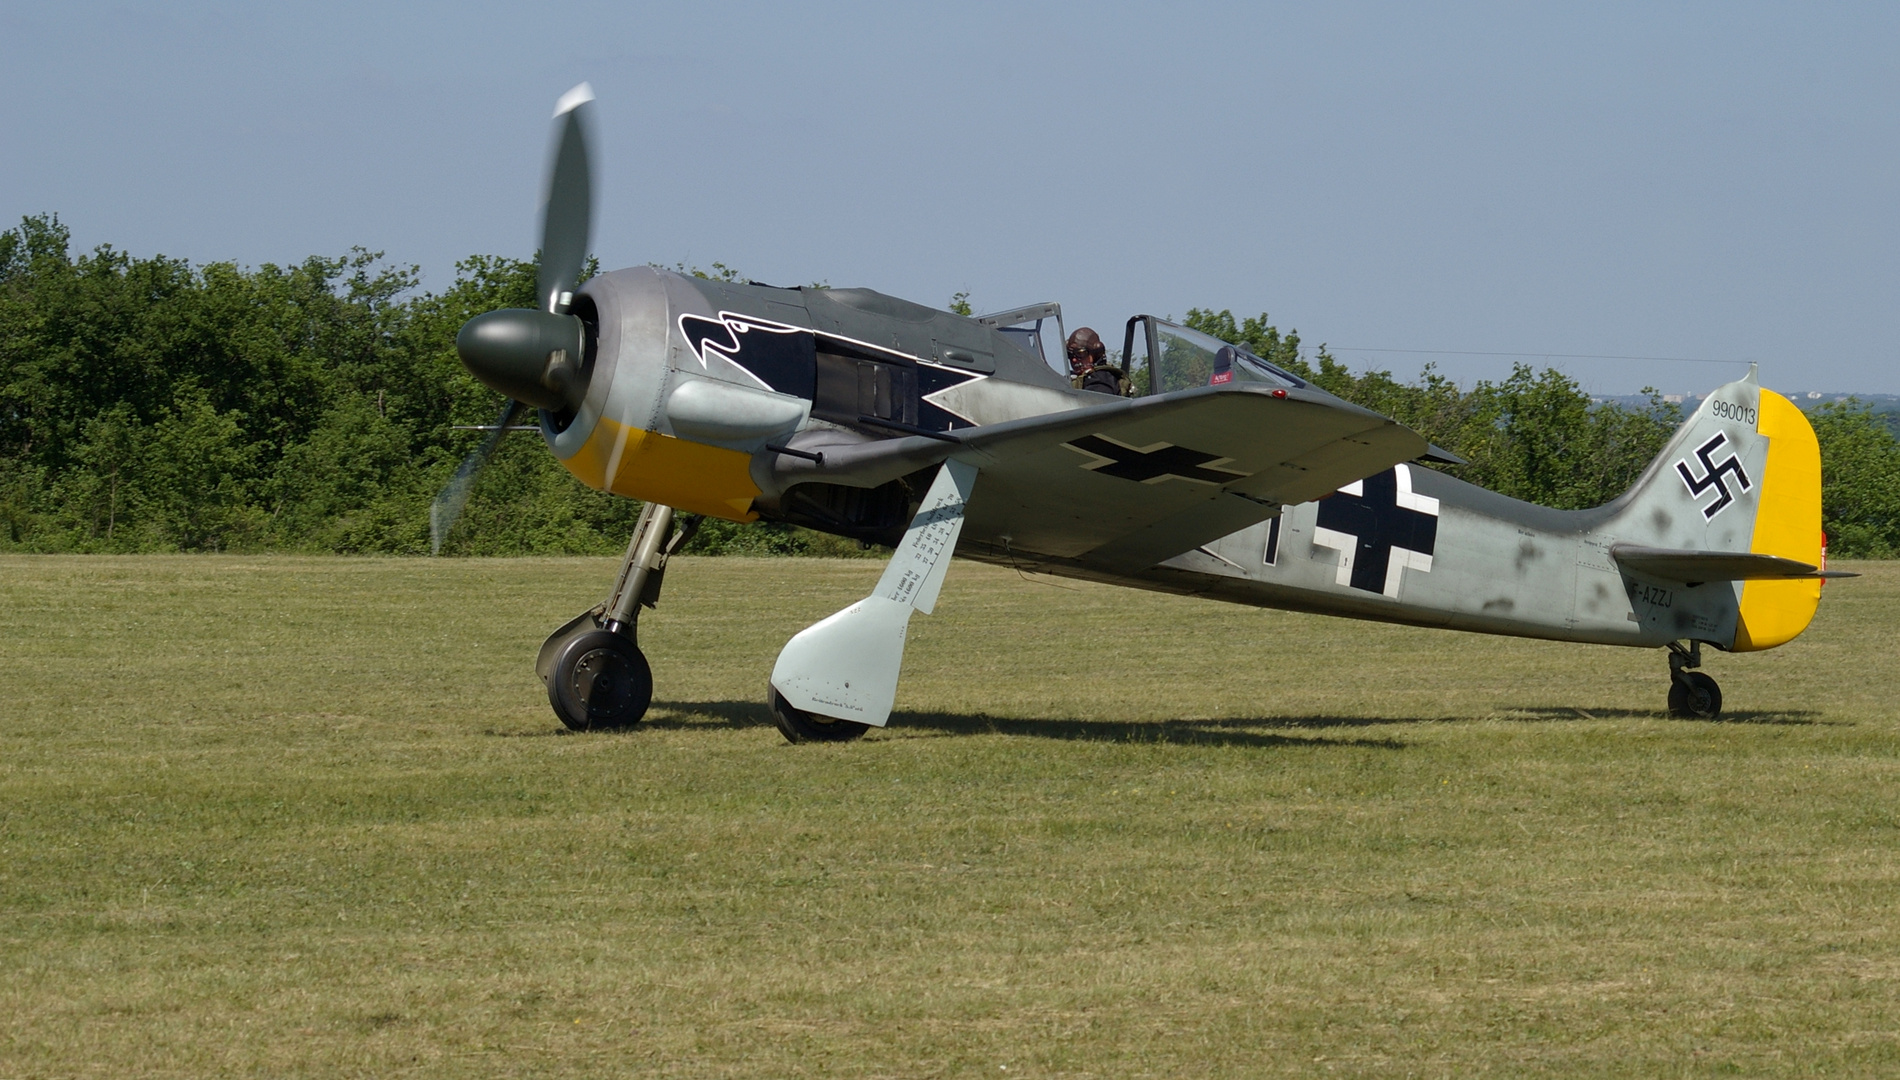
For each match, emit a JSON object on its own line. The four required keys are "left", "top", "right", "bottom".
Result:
{"left": 1150, "top": 320, "right": 1306, "bottom": 395}
{"left": 995, "top": 325, "right": 1044, "bottom": 362}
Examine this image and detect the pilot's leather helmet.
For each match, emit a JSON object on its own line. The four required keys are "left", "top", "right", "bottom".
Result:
{"left": 1066, "top": 327, "right": 1106, "bottom": 370}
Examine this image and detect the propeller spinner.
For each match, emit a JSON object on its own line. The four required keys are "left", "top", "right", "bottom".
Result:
{"left": 455, "top": 82, "right": 596, "bottom": 412}
{"left": 434, "top": 83, "right": 600, "bottom": 553}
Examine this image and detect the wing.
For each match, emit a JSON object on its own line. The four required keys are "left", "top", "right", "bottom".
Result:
{"left": 1611, "top": 544, "right": 1859, "bottom": 583}
{"left": 768, "top": 384, "right": 1428, "bottom": 571}
{"left": 955, "top": 385, "right": 1425, "bottom": 569}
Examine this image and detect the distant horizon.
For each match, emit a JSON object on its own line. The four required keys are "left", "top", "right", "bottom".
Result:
{"left": 1594, "top": 389, "right": 1900, "bottom": 404}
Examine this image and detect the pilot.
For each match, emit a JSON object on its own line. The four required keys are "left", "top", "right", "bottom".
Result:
{"left": 1067, "top": 327, "right": 1131, "bottom": 396}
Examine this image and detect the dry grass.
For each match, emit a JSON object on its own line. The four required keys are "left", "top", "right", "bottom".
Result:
{"left": 1, "top": 554, "right": 1897, "bottom": 1077}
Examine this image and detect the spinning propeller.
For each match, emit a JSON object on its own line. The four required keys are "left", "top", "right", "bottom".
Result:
{"left": 431, "top": 83, "right": 598, "bottom": 554}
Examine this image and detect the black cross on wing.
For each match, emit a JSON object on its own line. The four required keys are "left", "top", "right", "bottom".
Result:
{"left": 1062, "top": 434, "right": 1253, "bottom": 485}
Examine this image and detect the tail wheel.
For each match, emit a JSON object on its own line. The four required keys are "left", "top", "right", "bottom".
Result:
{"left": 1667, "top": 671, "right": 1722, "bottom": 720}
{"left": 548, "top": 630, "right": 652, "bottom": 731}
{"left": 770, "top": 689, "right": 869, "bottom": 744}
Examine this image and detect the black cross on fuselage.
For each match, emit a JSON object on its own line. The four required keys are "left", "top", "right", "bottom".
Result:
{"left": 1064, "top": 435, "right": 1250, "bottom": 485}
{"left": 1314, "top": 468, "right": 1439, "bottom": 593}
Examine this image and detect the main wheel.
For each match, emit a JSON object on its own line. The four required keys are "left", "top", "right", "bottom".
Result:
{"left": 547, "top": 629, "right": 652, "bottom": 731}
{"left": 1667, "top": 671, "right": 1722, "bottom": 719}
{"left": 769, "top": 689, "right": 869, "bottom": 744}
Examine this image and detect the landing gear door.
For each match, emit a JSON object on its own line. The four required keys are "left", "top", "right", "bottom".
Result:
{"left": 975, "top": 302, "right": 1066, "bottom": 378}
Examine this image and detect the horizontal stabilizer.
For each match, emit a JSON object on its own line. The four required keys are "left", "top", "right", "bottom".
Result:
{"left": 1611, "top": 544, "right": 1859, "bottom": 583}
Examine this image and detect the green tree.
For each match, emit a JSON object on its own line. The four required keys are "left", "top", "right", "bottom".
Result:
{"left": 1449, "top": 365, "right": 1682, "bottom": 509}
{"left": 0, "top": 216, "right": 646, "bottom": 555}
{"left": 1183, "top": 308, "right": 1310, "bottom": 378}
{"left": 1810, "top": 401, "right": 1900, "bottom": 557}
{"left": 1, "top": 216, "right": 1892, "bottom": 557}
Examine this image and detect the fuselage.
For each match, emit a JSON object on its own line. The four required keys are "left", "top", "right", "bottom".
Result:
{"left": 965, "top": 465, "right": 1720, "bottom": 648}
{"left": 535, "top": 267, "right": 1822, "bottom": 657}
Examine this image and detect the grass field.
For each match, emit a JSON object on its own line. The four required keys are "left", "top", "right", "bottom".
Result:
{"left": 2, "top": 555, "right": 1898, "bottom": 1077}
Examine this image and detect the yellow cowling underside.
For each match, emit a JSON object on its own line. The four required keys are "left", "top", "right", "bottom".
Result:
{"left": 558, "top": 416, "right": 761, "bottom": 522}
{"left": 1732, "top": 389, "right": 1823, "bottom": 651}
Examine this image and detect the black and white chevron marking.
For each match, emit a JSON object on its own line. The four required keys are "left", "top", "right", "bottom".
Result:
{"left": 677, "top": 310, "right": 983, "bottom": 431}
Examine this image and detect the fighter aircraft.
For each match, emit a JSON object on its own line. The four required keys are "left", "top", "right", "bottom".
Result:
{"left": 442, "top": 85, "right": 1850, "bottom": 742}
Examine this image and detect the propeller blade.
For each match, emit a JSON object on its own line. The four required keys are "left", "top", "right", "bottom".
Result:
{"left": 430, "top": 400, "right": 524, "bottom": 555}
{"left": 538, "top": 82, "right": 595, "bottom": 314}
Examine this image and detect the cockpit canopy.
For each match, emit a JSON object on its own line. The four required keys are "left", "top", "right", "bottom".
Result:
{"left": 1132, "top": 317, "right": 1306, "bottom": 395}
{"left": 975, "top": 303, "right": 1306, "bottom": 394}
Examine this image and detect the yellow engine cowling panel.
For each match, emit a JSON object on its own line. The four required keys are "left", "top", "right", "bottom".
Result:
{"left": 1732, "top": 389, "right": 1823, "bottom": 651}
{"left": 558, "top": 415, "right": 761, "bottom": 522}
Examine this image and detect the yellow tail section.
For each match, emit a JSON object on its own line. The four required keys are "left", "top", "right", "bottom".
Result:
{"left": 1732, "top": 390, "right": 1823, "bottom": 651}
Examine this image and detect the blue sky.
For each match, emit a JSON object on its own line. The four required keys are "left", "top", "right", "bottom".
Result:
{"left": 3, "top": 2, "right": 1895, "bottom": 394}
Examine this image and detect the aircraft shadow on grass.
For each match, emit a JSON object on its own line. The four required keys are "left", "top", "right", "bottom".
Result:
{"left": 642, "top": 700, "right": 1409, "bottom": 749}
{"left": 1513, "top": 704, "right": 1830, "bottom": 726}
{"left": 487, "top": 702, "right": 1828, "bottom": 741}
{"left": 639, "top": 700, "right": 1830, "bottom": 742}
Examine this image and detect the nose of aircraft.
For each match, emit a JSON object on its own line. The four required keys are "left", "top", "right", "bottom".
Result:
{"left": 455, "top": 308, "right": 585, "bottom": 412}
{"left": 452, "top": 80, "right": 599, "bottom": 417}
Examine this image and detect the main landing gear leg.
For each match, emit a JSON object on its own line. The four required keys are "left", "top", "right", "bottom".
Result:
{"left": 769, "top": 459, "right": 978, "bottom": 744}
{"left": 536, "top": 503, "right": 699, "bottom": 731}
{"left": 1666, "top": 640, "right": 1722, "bottom": 720}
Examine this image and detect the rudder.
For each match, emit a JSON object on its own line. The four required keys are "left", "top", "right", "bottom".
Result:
{"left": 1732, "top": 389, "right": 1823, "bottom": 650}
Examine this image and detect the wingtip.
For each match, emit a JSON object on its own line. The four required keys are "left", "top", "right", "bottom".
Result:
{"left": 553, "top": 82, "right": 595, "bottom": 117}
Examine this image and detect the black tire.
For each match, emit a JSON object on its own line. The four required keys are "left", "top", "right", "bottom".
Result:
{"left": 769, "top": 688, "right": 868, "bottom": 744}
{"left": 1667, "top": 671, "right": 1722, "bottom": 719}
{"left": 547, "top": 629, "right": 652, "bottom": 731}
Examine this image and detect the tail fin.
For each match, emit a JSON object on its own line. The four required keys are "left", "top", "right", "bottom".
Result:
{"left": 1612, "top": 365, "right": 1823, "bottom": 651}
